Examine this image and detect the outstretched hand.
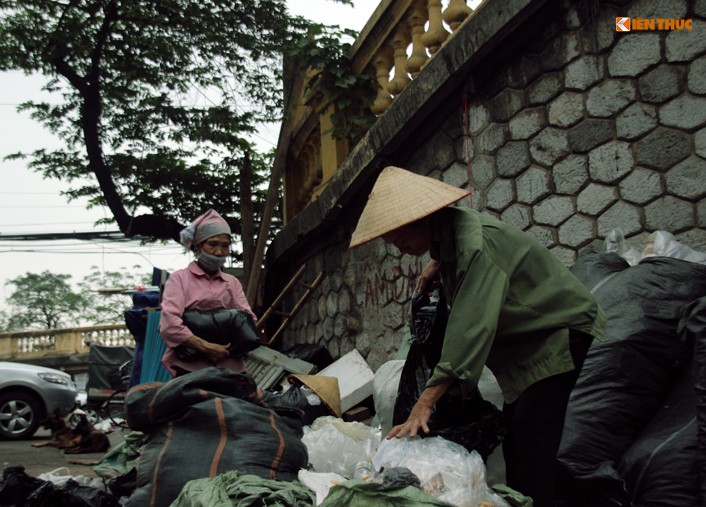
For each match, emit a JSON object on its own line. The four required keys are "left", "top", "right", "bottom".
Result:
{"left": 387, "top": 398, "right": 434, "bottom": 439}
{"left": 416, "top": 259, "right": 440, "bottom": 293}
{"left": 386, "top": 380, "right": 453, "bottom": 439}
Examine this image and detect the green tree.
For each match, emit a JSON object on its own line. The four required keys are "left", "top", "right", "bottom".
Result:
{"left": 0, "top": 0, "right": 349, "bottom": 242}
{"left": 4, "top": 271, "right": 87, "bottom": 330}
{"left": 78, "top": 265, "right": 152, "bottom": 325}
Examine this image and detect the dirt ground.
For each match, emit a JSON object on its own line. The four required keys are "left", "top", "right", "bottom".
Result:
{"left": 1, "top": 427, "right": 126, "bottom": 479}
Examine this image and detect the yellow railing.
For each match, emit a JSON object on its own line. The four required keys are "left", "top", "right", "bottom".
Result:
{"left": 0, "top": 324, "right": 134, "bottom": 361}
{"left": 282, "top": 0, "right": 480, "bottom": 221}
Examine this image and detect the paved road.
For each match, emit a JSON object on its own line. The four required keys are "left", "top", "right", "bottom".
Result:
{"left": 1, "top": 427, "right": 126, "bottom": 479}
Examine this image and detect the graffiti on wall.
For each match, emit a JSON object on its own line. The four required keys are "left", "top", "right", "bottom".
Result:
{"left": 357, "top": 258, "right": 424, "bottom": 308}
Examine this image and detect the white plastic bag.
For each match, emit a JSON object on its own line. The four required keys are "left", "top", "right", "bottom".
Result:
{"left": 302, "top": 416, "right": 381, "bottom": 479}
{"left": 297, "top": 469, "right": 346, "bottom": 505}
{"left": 641, "top": 230, "right": 706, "bottom": 265}
{"left": 37, "top": 467, "right": 106, "bottom": 491}
{"left": 604, "top": 228, "right": 641, "bottom": 266}
{"left": 373, "top": 436, "right": 510, "bottom": 507}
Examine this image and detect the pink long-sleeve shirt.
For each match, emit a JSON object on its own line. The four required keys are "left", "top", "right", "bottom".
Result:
{"left": 159, "top": 261, "right": 257, "bottom": 376}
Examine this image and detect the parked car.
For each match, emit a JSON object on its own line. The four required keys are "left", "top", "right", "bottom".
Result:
{"left": 0, "top": 362, "right": 78, "bottom": 440}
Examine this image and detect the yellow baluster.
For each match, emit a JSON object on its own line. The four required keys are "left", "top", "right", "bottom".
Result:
{"left": 387, "top": 26, "right": 412, "bottom": 96}
{"left": 371, "top": 44, "right": 394, "bottom": 115}
{"left": 443, "top": 0, "right": 473, "bottom": 32}
{"left": 421, "top": 0, "right": 449, "bottom": 55}
{"left": 407, "top": 0, "right": 429, "bottom": 78}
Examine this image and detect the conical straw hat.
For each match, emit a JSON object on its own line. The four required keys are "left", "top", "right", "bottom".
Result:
{"left": 349, "top": 166, "right": 469, "bottom": 248}
{"left": 289, "top": 374, "right": 342, "bottom": 417}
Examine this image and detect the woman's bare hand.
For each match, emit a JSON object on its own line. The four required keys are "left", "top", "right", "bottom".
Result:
{"left": 386, "top": 380, "right": 453, "bottom": 439}
{"left": 387, "top": 398, "right": 434, "bottom": 439}
{"left": 184, "top": 335, "right": 231, "bottom": 363}
{"left": 416, "top": 259, "right": 440, "bottom": 293}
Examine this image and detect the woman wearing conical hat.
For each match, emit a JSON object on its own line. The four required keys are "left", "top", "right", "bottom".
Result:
{"left": 350, "top": 166, "right": 605, "bottom": 507}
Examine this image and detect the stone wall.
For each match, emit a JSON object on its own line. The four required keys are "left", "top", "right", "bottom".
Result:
{"left": 264, "top": 0, "right": 706, "bottom": 373}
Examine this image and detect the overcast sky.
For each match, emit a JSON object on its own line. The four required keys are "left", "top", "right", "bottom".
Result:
{"left": 0, "top": 0, "right": 384, "bottom": 309}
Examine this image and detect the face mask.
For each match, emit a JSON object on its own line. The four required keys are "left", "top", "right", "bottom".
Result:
{"left": 198, "top": 252, "right": 227, "bottom": 272}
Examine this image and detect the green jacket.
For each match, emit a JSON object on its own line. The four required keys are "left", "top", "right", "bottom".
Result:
{"left": 429, "top": 207, "right": 605, "bottom": 403}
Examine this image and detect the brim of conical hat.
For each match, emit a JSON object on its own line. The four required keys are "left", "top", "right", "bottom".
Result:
{"left": 349, "top": 166, "right": 470, "bottom": 249}
{"left": 289, "top": 374, "right": 342, "bottom": 417}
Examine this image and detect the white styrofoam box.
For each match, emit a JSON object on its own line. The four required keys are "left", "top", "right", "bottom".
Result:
{"left": 318, "top": 349, "right": 375, "bottom": 413}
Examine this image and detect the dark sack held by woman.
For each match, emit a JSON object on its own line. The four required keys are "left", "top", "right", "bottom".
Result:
{"left": 175, "top": 309, "right": 260, "bottom": 361}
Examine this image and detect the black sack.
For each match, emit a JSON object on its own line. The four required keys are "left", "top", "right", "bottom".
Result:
{"left": 175, "top": 308, "right": 260, "bottom": 361}
{"left": 558, "top": 254, "right": 706, "bottom": 505}
{"left": 617, "top": 364, "right": 700, "bottom": 507}
{"left": 393, "top": 292, "right": 504, "bottom": 459}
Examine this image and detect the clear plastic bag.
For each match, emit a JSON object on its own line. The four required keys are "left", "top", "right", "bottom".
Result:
{"left": 302, "top": 416, "right": 381, "bottom": 479}
{"left": 641, "top": 230, "right": 706, "bottom": 265}
{"left": 373, "top": 436, "right": 510, "bottom": 507}
{"left": 37, "top": 467, "right": 107, "bottom": 491}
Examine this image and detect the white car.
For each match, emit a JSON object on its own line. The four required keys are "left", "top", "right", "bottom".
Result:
{"left": 0, "top": 361, "right": 78, "bottom": 439}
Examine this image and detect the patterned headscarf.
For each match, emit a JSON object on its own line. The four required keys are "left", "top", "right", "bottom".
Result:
{"left": 179, "top": 209, "right": 231, "bottom": 250}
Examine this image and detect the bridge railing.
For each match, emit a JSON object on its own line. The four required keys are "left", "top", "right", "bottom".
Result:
{"left": 0, "top": 324, "right": 134, "bottom": 361}
{"left": 282, "top": 0, "right": 482, "bottom": 221}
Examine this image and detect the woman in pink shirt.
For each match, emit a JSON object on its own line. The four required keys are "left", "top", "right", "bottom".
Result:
{"left": 159, "top": 209, "right": 257, "bottom": 377}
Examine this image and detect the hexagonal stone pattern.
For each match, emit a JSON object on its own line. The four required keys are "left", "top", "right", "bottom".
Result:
{"left": 645, "top": 196, "right": 694, "bottom": 231}
{"left": 509, "top": 108, "right": 547, "bottom": 140}
{"left": 627, "top": 0, "right": 688, "bottom": 19}
{"left": 588, "top": 141, "right": 634, "bottom": 183}
{"left": 554, "top": 154, "right": 589, "bottom": 194}
{"left": 525, "top": 225, "right": 556, "bottom": 248}
{"left": 608, "top": 34, "right": 661, "bottom": 77}
{"left": 549, "top": 245, "right": 577, "bottom": 266}
{"left": 577, "top": 183, "right": 618, "bottom": 215}
{"left": 497, "top": 141, "right": 531, "bottom": 177}
{"left": 634, "top": 127, "right": 690, "bottom": 170}
{"left": 541, "top": 31, "right": 581, "bottom": 71}
{"left": 548, "top": 92, "right": 585, "bottom": 127}
{"left": 507, "top": 54, "right": 542, "bottom": 88}
{"left": 689, "top": 55, "right": 706, "bottom": 95}
{"left": 529, "top": 73, "right": 564, "bottom": 105}
{"left": 468, "top": 102, "right": 491, "bottom": 134}
{"left": 530, "top": 127, "right": 570, "bottom": 166}
{"left": 565, "top": 55, "right": 604, "bottom": 90}
{"left": 665, "top": 19, "right": 706, "bottom": 62}
{"left": 665, "top": 156, "right": 706, "bottom": 200}
{"left": 659, "top": 95, "right": 706, "bottom": 130}
{"left": 697, "top": 128, "right": 706, "bottom": 158}
{"left": 569, "top": 119, "right": 614, "bottom": 153}
{"left": 501, "top": 203, "right": 531, "bottom": 230}
{"left": 470, "top": 155, "right": 496, "bottom": 189}
{"left": 517, "top": 166, "right": 551, "bottom": 204}
{"left": 597, "top": 201, "right": 642, "bottom": 237}
{"left": 619, "top": 168, "right": 663, "bottom": 204}
{"left": 558, "top": 214, "right": 595, "bottom": 247}
{"left": 477, "top": 123, "right": 507, "bottom": 154}
{"left": 616, "top": 103, "right": 657, "bottom": 140}
{"left": 533, "top": 196, "right": 574, "bottom": 226}
{"left": 638, "top": 64, "right": 684, "bottom": 104}
{"left": 488, "top": 89, "right": 526, "bottom": 122}
{"left": 698, "top": 199, "right": 706, "bottom": 227}
{"left": 486, "top": 178, "right": 515, "bottom": 211}
{"left": 443, "top": 162, "right": 470, "bottom": 189}
{"left": 586, "top": 79, "right": 637, "bottom": 117}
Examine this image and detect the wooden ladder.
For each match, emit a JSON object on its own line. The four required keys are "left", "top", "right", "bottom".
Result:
{"left": 256, "top": 264, "right": 324, "bottom": 346}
